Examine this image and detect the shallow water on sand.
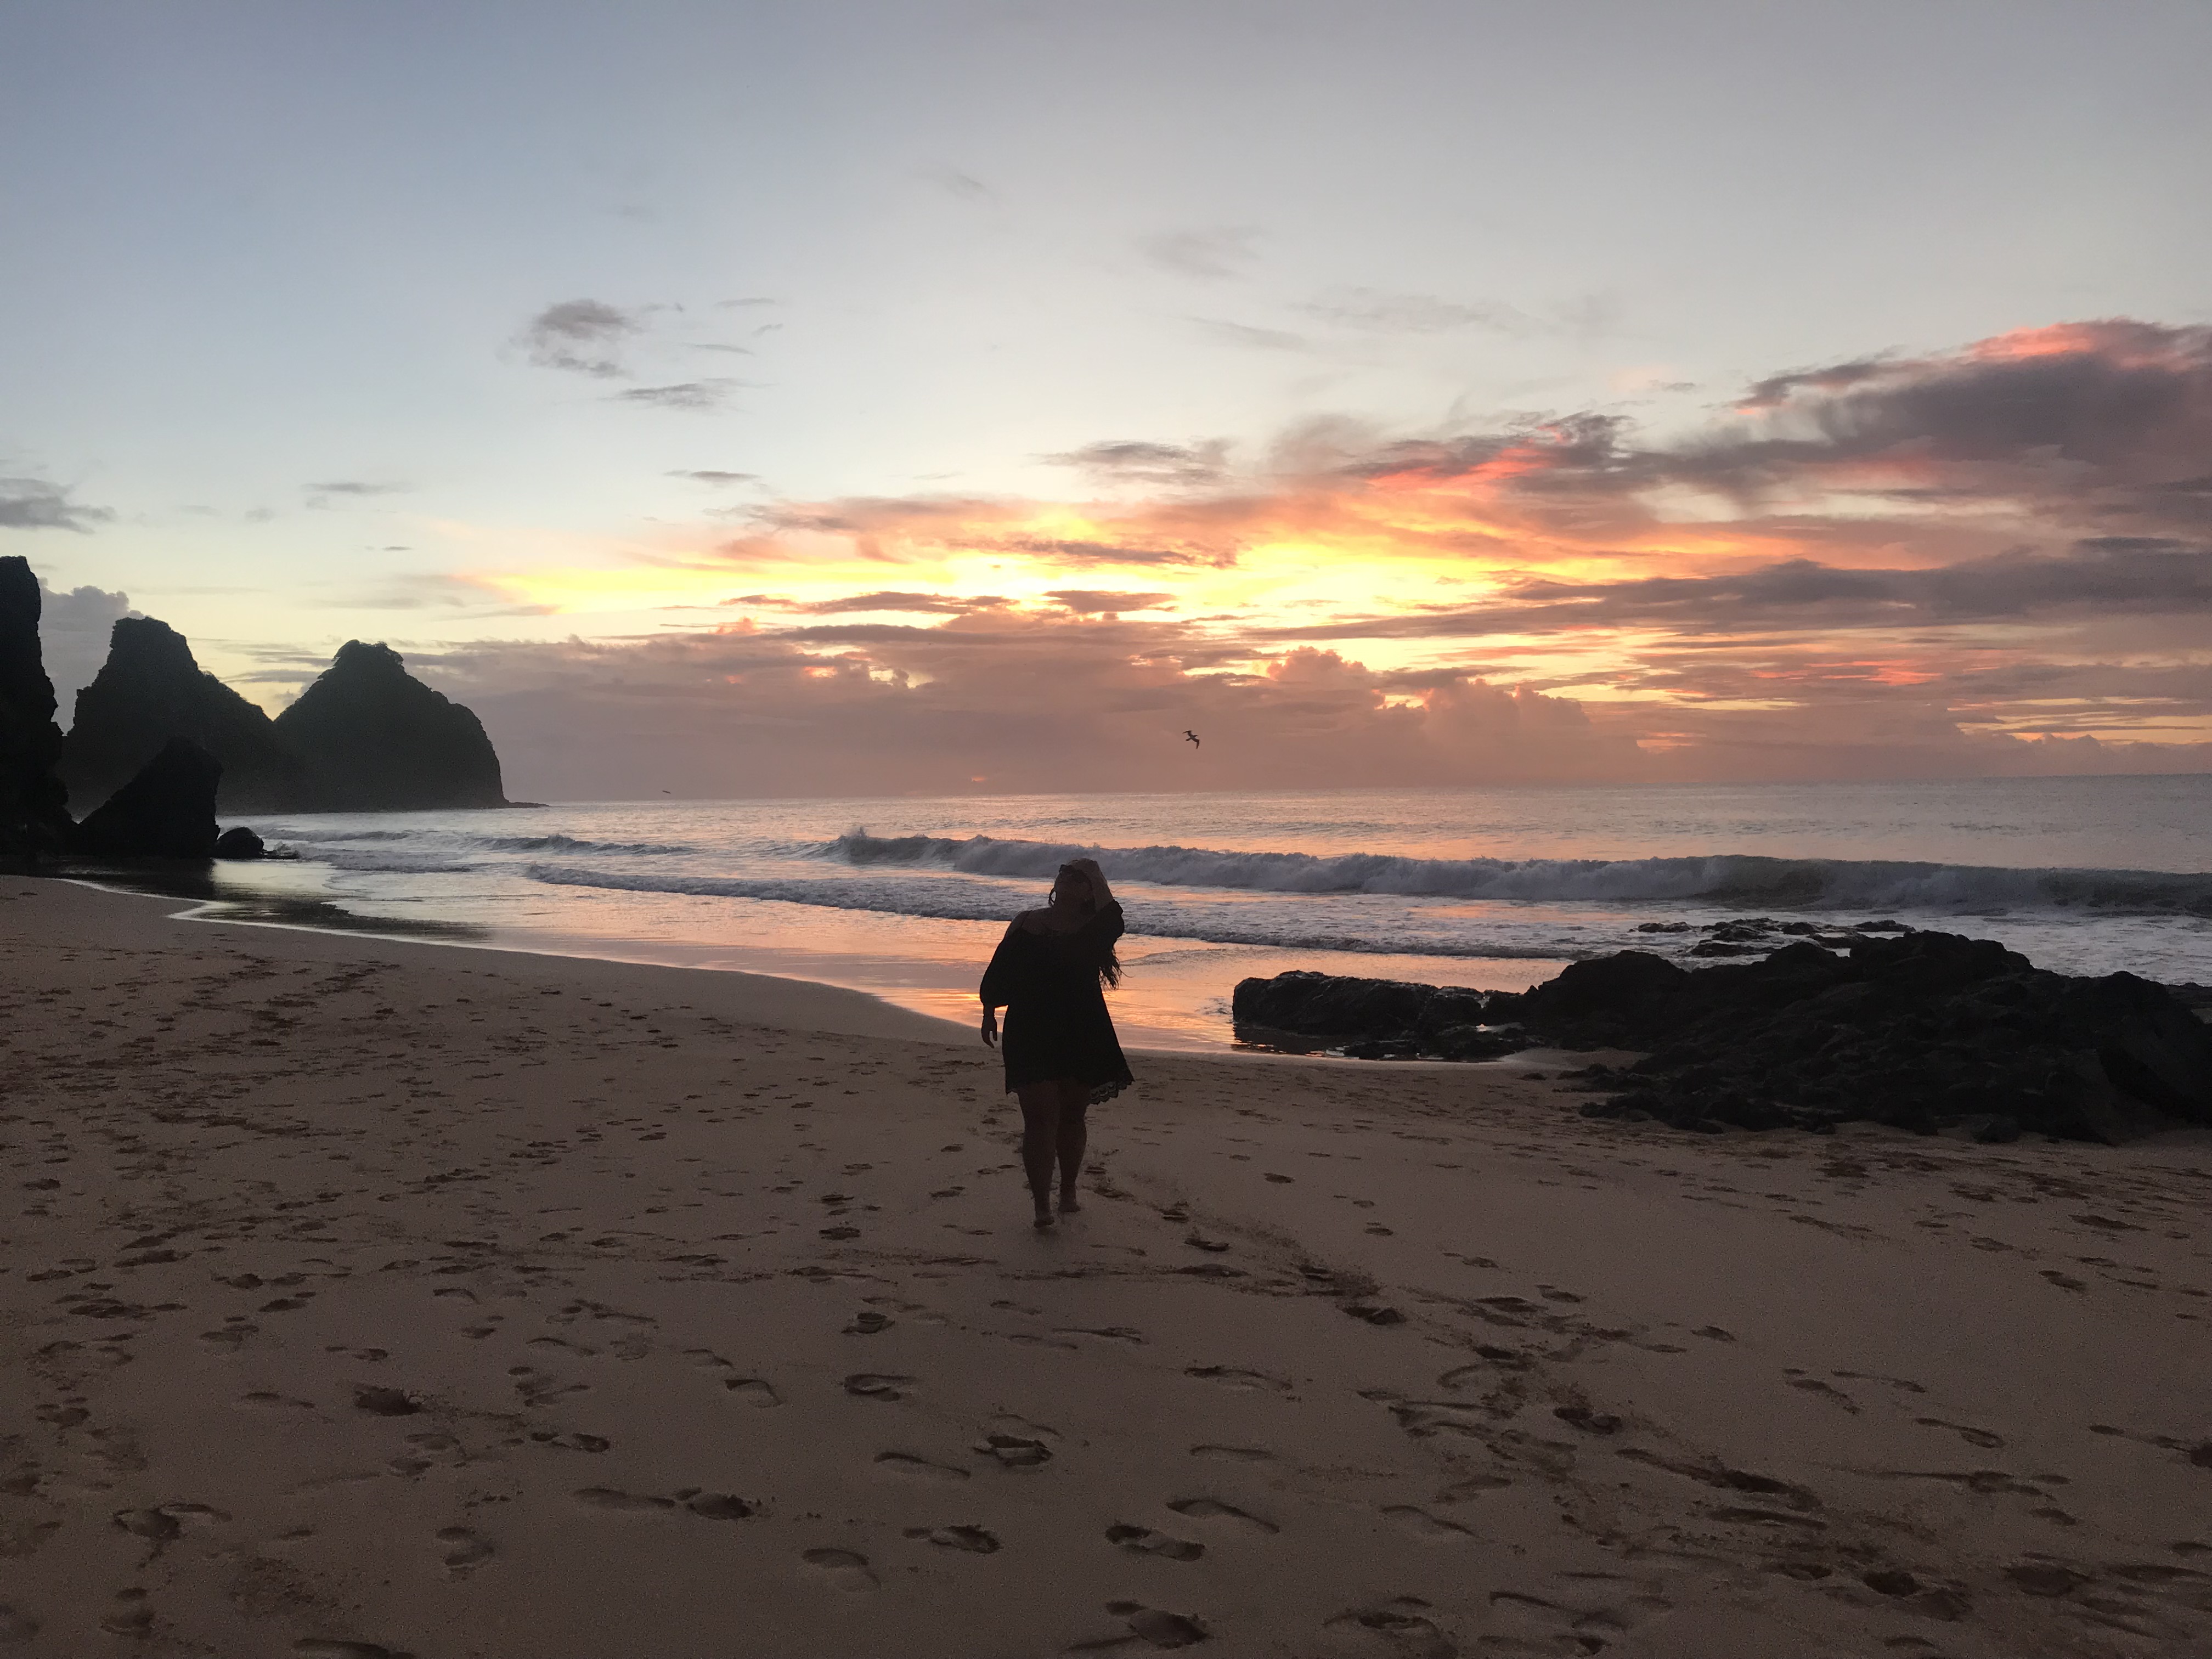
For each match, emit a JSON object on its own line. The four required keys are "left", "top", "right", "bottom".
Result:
{"left": 142, "top": 774, "right": 2212, "bottom": 1049}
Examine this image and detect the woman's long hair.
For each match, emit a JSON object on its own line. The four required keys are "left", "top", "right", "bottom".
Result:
{"left": 1058, "top": 864, "right": 1122, "bottom": 990}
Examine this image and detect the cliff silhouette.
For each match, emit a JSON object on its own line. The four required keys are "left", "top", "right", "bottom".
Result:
{"left": 7, "top": 579, "right": 515, "bottom": 848}
{"left": 59, "top": 616, "right": 311, "bottom": 814}
{"left": 272, "top": 641, "right": 509, "bottom": 811}
{"left": 0, "top": 556, "right": 74, "bottom": 860}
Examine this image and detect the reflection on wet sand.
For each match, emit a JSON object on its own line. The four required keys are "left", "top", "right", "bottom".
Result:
{"left": 59, "top": 862, "right": 489, "bottom": 943}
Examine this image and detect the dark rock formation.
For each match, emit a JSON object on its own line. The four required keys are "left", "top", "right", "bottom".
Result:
{"left": 0, "top": 555, "right": 74, "bottom": 862}
{"left": 214, "top": 825, "right": 266, "bottom": 859}
{"left": 72, "top": 737, "right": 222, "bottom": 859}
{"left": 272, "top": 641, "right": 507, "bottom": 811}
{"left": 1234, "top": 930, "right": 2212, "bottom": 1143}
{"left": 1231, "top": 971, "right": 1525, "bottom": 1060}
{"left": 59, "top": 616, "right": 311, "bottom": 814}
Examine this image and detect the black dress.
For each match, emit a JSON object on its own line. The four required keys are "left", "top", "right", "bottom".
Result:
{"left": 980, "top": 902, "right": 1134, "bottom": 1103}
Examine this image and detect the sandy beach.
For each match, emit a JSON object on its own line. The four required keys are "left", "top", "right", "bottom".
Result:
{"left": 2, "top": 879, "right": 2207, "bottom": 1658}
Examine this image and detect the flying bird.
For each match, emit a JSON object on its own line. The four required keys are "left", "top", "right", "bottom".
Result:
{"left": 1183, "top": 730, "right": 1201, "bottom": 748}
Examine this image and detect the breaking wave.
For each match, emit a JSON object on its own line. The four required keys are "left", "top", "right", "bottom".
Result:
{"left": 822, "top": 832, "right": 2212, "bottom": 916}
{"left": 518, "top": 863, "right": 1567, "bottom": 958}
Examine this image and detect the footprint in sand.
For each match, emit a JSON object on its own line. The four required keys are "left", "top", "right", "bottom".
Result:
{"left": 1107, "top": 1524, "right": 1204, "bottom": 1561}
{"left": 1184, "top": 1365, "right": 1290, "bottom": 1394}
{"left": 1552, "top": 1405, "right": 1622, "bottom": 1436}
{"left": 1324, "top": 1598, "right": 1456, "bottom": 1659}
{"left": 844, "top": 1373, "right": 916, "bottom": 1402}
{"left": 979, "top": 1434, "right": 1053, "bottom": 1468}
{"left": 435, "top": 1527, "right": 493, "bottom": 1576}
{"left": 685, "top": 1493, "right": 755, "bottom": 1520}
{"left": 294, "top": 1643, "right": 411, "bottom": 1658}
{"left": 571, "top": 1488, "right": 674, "bottom": 1513}
{"left": 724, "top": 1377, "right": 781, "bottom": 1406}
{"left": 1098, "top": 1602, "right": 1210, "bottom": 1650}
{"left": 1189, "top": 1444, "right": 1273, "bottom": 1463}
{"left": 1916, "top": 1417, "right": 2005, "bottom": 1449}
{"left": 0, "top": 1606, "right": 38, "bottom": 1645}
{"left": 1167, "top": 1498, "right": 1277, "bottom": 1535}
{"left": 352, "top": 1386, "right": 420, "bottom": 1418}
{"left": 802, "top": 1548, "right": 879, "bottom": 1592}
{"left": 875, "top": 1451, "right": 970, "bottom": 1482}
{"left": 919, "top": 1525, "right": 1000, "bottom": 1553}
{"left": 1384, "top": 1506, "right": 1473, "bottom": 1541}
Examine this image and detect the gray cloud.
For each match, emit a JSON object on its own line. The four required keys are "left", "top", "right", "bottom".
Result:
{"left": 1257, "top": 539, "right": 2212, "bottom": 646}
{"left": 35, "top": 574, "right": 135, "bottom": 719}
{"left": 1043, "top": 440, "right": 1229, "bottom": 489}
{"left": 922, "top": 166, "right": 994, "bottom": 202}
{"left": 1298, "top": 287, "right": 1538, "bottom": 336}
{"left": 670, "top": 469, "right": 758, "bottom": 485}
{"left": 0, "top": 479, "right": 113, "bottom": 532}
{"left": 724, "top": 590, "right": 993, "bottom": 616}
{"left": 518, "top": 298, "right": 641, "bottom": 378}
{"left": 1045, "top": 590, "right": 1175, "bottom": 614}
{"left": 306, "top": 479, "right": 410, "bottom": 510}
{"left": 1191, "top": 318, "right": 1308, "bottom": 353}
{"left": 1139, "top": 227, "right": 1261, "bottom": 280}
{"left": 611, "top": 379, "right": 742, "bottom": 411}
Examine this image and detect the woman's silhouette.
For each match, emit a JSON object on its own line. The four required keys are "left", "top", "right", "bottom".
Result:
{"left": 979, "top": 856, "right": 1132, "bottom": 1228}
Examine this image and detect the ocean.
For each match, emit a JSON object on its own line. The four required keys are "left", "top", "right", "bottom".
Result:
{"left": 144, "top": 775, "right": 2212, "bottom": 1051}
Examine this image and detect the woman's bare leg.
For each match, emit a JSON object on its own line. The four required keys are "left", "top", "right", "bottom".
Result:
{"left": 1015, "top": 1083, "right": 1062, "bottom": 1227}
{"left": 1056, "top": 1080, "right": 1089, "bottom": 1210}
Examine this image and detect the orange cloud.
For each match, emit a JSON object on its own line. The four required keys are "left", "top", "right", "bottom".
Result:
{"left": 432, "top": 320, "right": 2212, "bottom": 786}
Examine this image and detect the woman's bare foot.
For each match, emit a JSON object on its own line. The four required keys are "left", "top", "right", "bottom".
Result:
{"left": 1032, "top": 1207, "right": 1056, "bottom": 1229}
{"left": 1058, "top": 1187, "right": 1082, "bottom": 1214}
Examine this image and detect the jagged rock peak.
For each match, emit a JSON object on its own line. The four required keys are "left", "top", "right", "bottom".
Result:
{"left": 59, "top": 615, "right": 306, "bottom": 814}
{"left": 0, "top": 555, "right": 73, "bottom": 860}
{"left": 273, "top": 640, "right": 509, "bottom": 812}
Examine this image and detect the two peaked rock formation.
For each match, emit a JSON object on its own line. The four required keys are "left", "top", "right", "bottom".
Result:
{"left": 2, "top": 552, "right": 513, "bottom": 864}
{"left": 59, "top": 626, "right": 508, "bottom": 817}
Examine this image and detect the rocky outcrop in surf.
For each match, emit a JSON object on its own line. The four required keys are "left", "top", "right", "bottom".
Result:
{"left": 71, "top": 736, "right": 223, "bottom": 859}
{"left": 0, "top": 555, "right": 74, "bottom": 862}
{"left": 271, "top": 641, "right": 507, "bottom": 811}
{"left": 59, "top": 616, "right": 309, "bottom": 814}
{"left": 1229, "top": 972, "right": 1525, "bottom": 1060}
{"left": 1234, "top": 929, "right": 2212, "bottom": 1143}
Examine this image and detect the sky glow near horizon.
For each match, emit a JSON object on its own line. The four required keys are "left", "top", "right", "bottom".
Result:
{"left": 6, "top": 2, "right": 2212, "bottom": 799}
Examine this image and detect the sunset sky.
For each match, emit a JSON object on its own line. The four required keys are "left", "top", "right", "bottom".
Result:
{"left": 7, "top": 2, "right": 2211, "bottom": 798}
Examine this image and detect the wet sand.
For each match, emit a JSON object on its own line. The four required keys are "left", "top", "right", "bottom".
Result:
{"left": 2, "top": 878, "right": 2208, "bottom": 1657}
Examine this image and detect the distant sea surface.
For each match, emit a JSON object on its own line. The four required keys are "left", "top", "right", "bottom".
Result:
{"left": 150, "top": 776, "right": 2212, "bottom": 1051}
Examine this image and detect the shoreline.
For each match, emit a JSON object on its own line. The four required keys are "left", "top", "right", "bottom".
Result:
{"left": 3, "top": 876, "right": 2207, "bottom": 1656}
{"left": 57, "top": 867, "right": 1579, "bottom": 1062}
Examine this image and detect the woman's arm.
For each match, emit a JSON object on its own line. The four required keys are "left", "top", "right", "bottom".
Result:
{"left": 978, "top": 918, "right": 1023, "bottom": 1046}
{"left": 979, "top": 917, "right": 1023, "bottom": 1011}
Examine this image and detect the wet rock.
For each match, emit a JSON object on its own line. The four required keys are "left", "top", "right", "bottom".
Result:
{"left": 1249, "top": 929, "right": 2212, "bottom": 1143}
{"left": 71, "top": 737, "right": 222, "bottom": 859}
{"left": 214, "top": 825, "right": 266, "bottom": 859}
{"left": 1231, "top": 970, "right": 1526, "bottom": 1060}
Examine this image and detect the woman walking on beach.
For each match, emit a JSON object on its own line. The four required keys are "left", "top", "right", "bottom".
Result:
{"left": 980, "top": 856, "right": 1133, "bottom": 1228}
